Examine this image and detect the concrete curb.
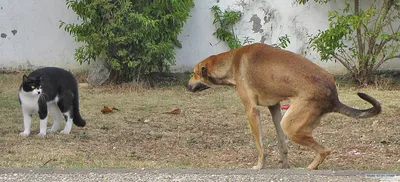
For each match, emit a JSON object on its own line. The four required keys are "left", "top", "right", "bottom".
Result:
{"left": 0, "top": 168, "right": 399, "bottom": 182}
{"left": 0, "top": 168, "right": 398, "bottom": 176}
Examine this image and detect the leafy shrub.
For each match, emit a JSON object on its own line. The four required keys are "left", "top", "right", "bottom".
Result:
{"left": 61, "top": 0, "right": 194, "bottom": 82}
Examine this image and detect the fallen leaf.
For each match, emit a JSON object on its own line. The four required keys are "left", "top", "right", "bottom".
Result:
{"left": 163, "top": 108, "right": 181, "bottom": 115}
{"left": 101, "top": 106, "right": 119, "bottom": 114}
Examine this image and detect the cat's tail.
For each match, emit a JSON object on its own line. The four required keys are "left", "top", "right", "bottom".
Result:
{"left": 73, "top": 112, "right": 86, "bottom": 127}
{"left": 72, "top": 91, "right": 86, "bottom": 127}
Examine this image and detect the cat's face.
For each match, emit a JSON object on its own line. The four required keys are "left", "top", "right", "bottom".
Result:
{"left": 21, "top": 75, "right": 42, "bottom": 96}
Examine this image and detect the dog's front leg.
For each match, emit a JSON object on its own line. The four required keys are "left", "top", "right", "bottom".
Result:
{"left": 246, "top": 107, "right": 265, "bottom": 170}
{"left": 268, "top": 103, "right": 290, "bottom": 169}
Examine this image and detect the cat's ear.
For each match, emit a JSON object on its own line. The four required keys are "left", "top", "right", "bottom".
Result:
{"left": 22, "top": 75, "right": 30, "bottom": 82}
{"left": 37, "top": 74, "right": 43, "bottom": 81}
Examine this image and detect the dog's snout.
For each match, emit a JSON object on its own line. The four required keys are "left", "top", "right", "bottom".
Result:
{"left": 187, "top": 84, "right": 194, "bottom": 92}
{"left": 37, "top": 91, "right": 41, "bottom": 94}
{"left": 187, "top": 83, "right": 210, "bottom": 92}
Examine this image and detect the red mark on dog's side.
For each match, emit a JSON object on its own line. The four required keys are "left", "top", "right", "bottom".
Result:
{"left": 281, "top": 104, "right": 290, "bottom": 110}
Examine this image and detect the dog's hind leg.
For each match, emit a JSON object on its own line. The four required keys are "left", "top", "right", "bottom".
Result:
{"left": 281, "top": 101, "right": 331, "bottom": 170}
{"left": 268, "top": 103, "right": 290, "bottom": 169}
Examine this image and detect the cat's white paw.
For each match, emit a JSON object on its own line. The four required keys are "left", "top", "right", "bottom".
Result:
{"left": 47, "top": 129, "right": 58, "bottom": 134}
{"left": 60, "top": 130, "right": 70, "bottom": 135}
{"left": 20, "top": 131, "right": 30, "bottom": 137}
{"left": 37, "top": 132, "right": 46, "bottom": 137}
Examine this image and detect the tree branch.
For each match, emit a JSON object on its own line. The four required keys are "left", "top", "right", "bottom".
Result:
{"left": 374, "top": 39, "right": 390, "bottom": 58}
{"left": 368, "top": 1, "right": 393, "bottom": 54}
{"left": 339, "top": 47, "right": 357, "bottom": 66}
{"left": 373, "top": 54, "right": 400, "bottom": 71}
{"left": 333, "top": 54, "right": 353, "bottom": 73}
{"left": 355, "top": 0, "right": 365, "bottom": 59}
{"left": 364, "top": 0, "right": 394, "bottom": 75}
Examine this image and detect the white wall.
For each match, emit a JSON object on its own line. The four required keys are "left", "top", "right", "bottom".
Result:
{"left": 174, "top": 0, "right": 400, "bottom": 73}
{"left": 174, "top": 0, "right": 345, "bottom": 72}
{"left": 173, "top": 0, "right": 231, "bottom": 72}
{"left": 0, "top": 0, "right": 399, "bottom": 73}
{"left": 0, "top": 0, "right": 83, "bottom": 70}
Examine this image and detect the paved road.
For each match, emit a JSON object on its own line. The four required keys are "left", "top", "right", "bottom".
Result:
{"left": 0, "top": 168, "right": 399, "bottom": 182}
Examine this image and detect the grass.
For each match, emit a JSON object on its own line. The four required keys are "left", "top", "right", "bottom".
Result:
{"left": 0, "top": 72, "right": 399, "bottom": 171}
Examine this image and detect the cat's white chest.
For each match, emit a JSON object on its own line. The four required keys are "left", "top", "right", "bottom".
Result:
{"left": 19, "top": 92, "right": 40, "bottom": 112}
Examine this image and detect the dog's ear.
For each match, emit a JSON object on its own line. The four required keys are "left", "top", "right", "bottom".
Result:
{"left": 201, "top": 66, "right": 207, "bottom": 77}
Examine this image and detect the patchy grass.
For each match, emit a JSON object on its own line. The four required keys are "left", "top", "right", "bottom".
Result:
{"left": 0, "top": 73, "right": 399, "bottom": 171}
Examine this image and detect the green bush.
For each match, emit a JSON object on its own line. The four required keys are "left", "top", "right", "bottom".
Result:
{"left": 61, "top": 0, "right": 194, "bottom": 82}
{"left": 297, "top": 0, "right": 400, "bottom": 85}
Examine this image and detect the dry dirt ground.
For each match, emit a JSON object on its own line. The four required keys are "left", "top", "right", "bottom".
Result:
{"left": 0, "top": 72, "right": 399, "bottom": 172}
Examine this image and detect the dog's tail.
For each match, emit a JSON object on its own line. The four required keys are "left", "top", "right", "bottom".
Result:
{"left": 334, "top": 92, "right": 381, "bottom": 118}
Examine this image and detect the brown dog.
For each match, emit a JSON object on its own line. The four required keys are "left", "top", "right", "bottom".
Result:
{"left": 187, "top": 43, "right": 381, "bottom": 170}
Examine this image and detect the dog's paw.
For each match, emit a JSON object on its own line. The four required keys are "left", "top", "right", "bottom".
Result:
{"left": 20, "top": 131, "right": 30, "bottom": 137}
{"left": 252, "top": 165, "right": 263, "bottom": 170}
{"left": 278, "top": 160, "right": 291, "bottom": 169}
{"left": 60, "top": 130, "right": 70, "bottom": 135}
{"left": 280, "top": 163, "right": 291, "bottom": 169}
{"left": 307, "top": 166, "right": 318, "bottom": 170}
{"left": 37, "top": 132, "right": 46, "bottom": 137}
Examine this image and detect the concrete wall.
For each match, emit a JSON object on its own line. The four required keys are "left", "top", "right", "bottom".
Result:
{"left": 1, "top": 0, "right": 399, "bottom": 73}
{"left": 174, "top": 0, "right": 400, "bottom": 73}
{"left": 0, "top": 0, "right": 83, "bottom": 70}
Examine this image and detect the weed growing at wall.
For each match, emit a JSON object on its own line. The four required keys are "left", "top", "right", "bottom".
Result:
{"left": 271, "top": 34, "right": 291, "bottom": 49}
{"left": 211, "top": 5, "right": 243, "bottom": 49}
{"left": 211, "top": 5, "right": 290, "bottom": 50}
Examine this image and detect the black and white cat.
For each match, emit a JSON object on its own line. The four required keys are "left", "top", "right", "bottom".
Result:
{"left": 18, "top": 67, "right": 86, "bottom": 137}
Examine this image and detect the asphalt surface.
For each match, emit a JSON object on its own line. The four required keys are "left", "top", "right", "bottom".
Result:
{"left": 0, "top": 168, "right": 399, "bottom": 182}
